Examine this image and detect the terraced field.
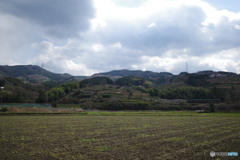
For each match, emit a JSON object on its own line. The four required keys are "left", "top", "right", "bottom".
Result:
{"left": 0, "top": 115, "right": 239, "bottom": 159}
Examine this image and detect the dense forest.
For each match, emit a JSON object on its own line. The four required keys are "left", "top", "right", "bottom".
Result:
{"left": 1, "top": 69, "right": 240, "bottom": 111}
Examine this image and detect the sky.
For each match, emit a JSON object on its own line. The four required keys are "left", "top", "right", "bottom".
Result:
{"left": 0, "top": 0, "right": 240, "bottom": 76}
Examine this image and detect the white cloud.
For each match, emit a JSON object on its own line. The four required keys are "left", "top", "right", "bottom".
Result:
{"left": 147, "top": 23, "right": 157, "bottom": 28}
{"left": 30, "top": 41, "right": 101, "bottom": 75}
{"left": 92, "top": 44, "right": 104, "bottom": 52}
{"left": 130, "top": 47, "right": 240, "bottom": 74}
{"left": 110, "top": 42, "right": 122, "bottom": 49}
{"left": 91, "top": 19, "right": 107, "bottom": 31}
{"left": 235, "top": 25, "right": 240, "bottom": 30}
{"left": 1, "top": 0, "right": 240, "bottom": 76}
{"left": 199, "top": 48, "right": 240, "bottom": 72}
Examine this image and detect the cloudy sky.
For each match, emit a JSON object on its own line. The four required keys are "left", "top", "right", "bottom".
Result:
{"left": 0, "top": 0, "right": 240, "bottom": 76}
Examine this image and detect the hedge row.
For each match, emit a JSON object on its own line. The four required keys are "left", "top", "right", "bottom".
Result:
{"left": 92, "top": 100, "right": 210, "bottom": 111}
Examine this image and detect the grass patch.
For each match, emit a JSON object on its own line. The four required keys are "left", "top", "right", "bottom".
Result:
{"left": 95, "top": 146, "right": 108, "bottom": 152}
{"left": 190, "top": 132, "right": 205, "bottom": 136}
{"left": 85, "top": 110, "right": 240, "bottom": 117}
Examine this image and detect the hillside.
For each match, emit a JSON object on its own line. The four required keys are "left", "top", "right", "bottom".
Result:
{"left": 91, "top": 69, "right": 173, "bottom": 78}
{"left": 0, "top": 77, "right": 39, "bottom": 103}
{"left": 40, "top": 76, "right": 240, "bottom": 111}
{"left": 0, "top": 65, "right": 72, "bottom": 83}
{"left": 0, "top": 74, "right": 240, "bottom": 111}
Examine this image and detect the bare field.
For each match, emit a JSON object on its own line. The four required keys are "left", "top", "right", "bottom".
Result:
{"left": 0, "top": 115, "right": 239, "bottom": 160}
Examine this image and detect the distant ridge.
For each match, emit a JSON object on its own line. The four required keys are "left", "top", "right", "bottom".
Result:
{"left": 0, "top": 65, "right": 72, "bottom": 81}
{"left": 91, "top": 69, "right": 173, "bottom": 78}
{"left": 0, "top": 65, "right": 239, "bottom": 83}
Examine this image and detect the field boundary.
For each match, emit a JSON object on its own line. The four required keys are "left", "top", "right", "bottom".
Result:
{"left": 1, "top": 111, "right": 240, "bottom": 117}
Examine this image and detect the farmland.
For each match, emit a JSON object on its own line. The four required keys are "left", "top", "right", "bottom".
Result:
{"left": 0, "top": 115, "right": 240, "bottom": 159}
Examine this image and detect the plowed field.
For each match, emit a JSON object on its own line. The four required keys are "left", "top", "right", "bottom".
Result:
{"left": 0, "top": 115, "right": 239, "bottom": 159}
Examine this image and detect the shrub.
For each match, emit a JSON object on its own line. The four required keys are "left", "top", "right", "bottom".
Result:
{"left": 51, "top": 102, "right": 58, "bottom": 108}
{"left": 99, "top": 100, "right": 151, "bottom": 110}
{"left": 102, "top": 94, "right": 111, "bottom": 98}
{"left": 0, "top": 107, "right": 8, "bottom": 112}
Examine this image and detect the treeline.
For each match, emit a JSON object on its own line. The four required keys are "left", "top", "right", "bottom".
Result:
{"left": 47, "top": 82, "right": 79, "bottom": 101}
{"left": 36, "top": 81, "right": 79, "bottom": 102}
{"left": 185, "top": 74, "right": 209, "bottom": 86}
{"left": 0, "top": 77, "right": 39, "bottom": 103}
{"left": 36, "top": 77, "right": 114, "bottom": 103}
{"left": 132, "top": 86, "right": 213, "bottom": 99}
{"left": 85, "top": 100, "right": 210, "bottom": 111}
{"left": 1, "top": 75, "right": 239, "bottom": 107}
{"left": 80, "top": 77, "right": 114, "bottom": 86}
{"left": 115, "top": 76, "right": 145, "bottom": 86}
{"left": 98, "top": 100, "right": 151, "bottom": 110}
{"left": 36, "top": 76, "right": 227, "bottom": 103}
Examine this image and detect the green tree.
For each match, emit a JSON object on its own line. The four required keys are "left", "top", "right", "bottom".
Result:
{"left": 128, "top": 91, "right": 133, "bottom": 99}
{"left": 209, "top": 102, "right": 215, "bottom": 112}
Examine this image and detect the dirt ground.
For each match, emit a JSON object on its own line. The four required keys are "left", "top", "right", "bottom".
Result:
{"left": 0, "top": 116, "right": 239, "bottom": 160}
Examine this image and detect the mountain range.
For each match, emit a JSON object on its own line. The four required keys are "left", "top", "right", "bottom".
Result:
{"left": 0, "top": 65, "right": 239, "bottom": 83}
{"left": 91, "top": 69, "right": 173, "bottom": 79}
{"left": 0, "top": 65, "right": 72, "bottom": 83}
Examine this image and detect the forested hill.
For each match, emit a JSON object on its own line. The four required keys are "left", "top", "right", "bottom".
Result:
{"left": 1, "top": 65, "right": 239, "bottom": 85}
{"left": 91, "top": 69, "right": 173, "bottom": 78}
{"left": 0, "top": 65, "right": 72, "bottom": 81}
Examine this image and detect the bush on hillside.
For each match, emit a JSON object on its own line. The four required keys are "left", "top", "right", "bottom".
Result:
{"left": 0, "top": 107, "right": 8, "bottom": 112}
{"left": 98, "top": 100, "right": 151, "bottom": 110}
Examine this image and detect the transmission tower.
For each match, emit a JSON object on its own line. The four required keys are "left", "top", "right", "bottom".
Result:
{"left": 186, "top": 62, "right": 188, "bottom": 73}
